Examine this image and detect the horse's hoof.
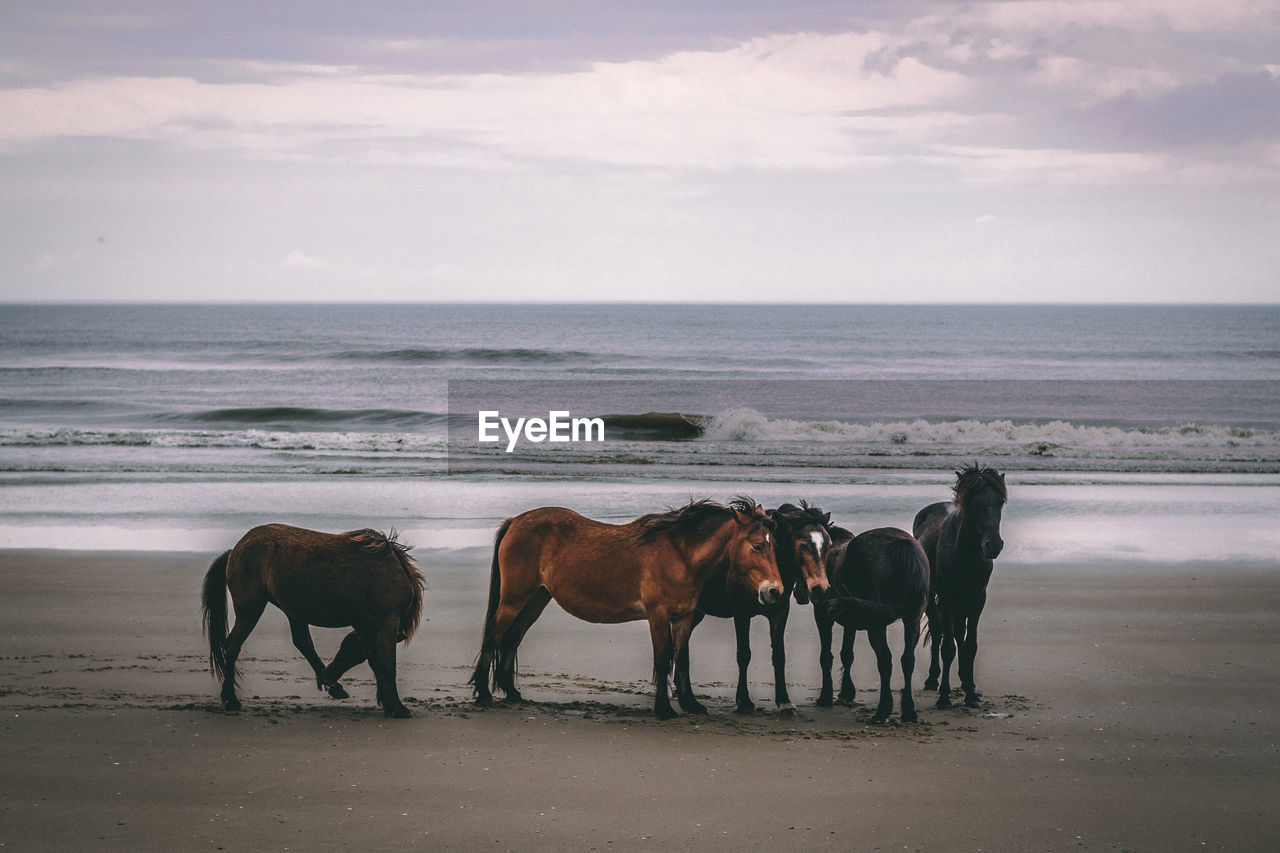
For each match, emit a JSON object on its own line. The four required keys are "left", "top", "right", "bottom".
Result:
{"left": 474, "top": 694, "right": 494, "bottom": 709}
{"left": 654, "top": 707, "right": 678, "bottom": 721}
{"left": 327, "top": 684, "right": 349, "bottom": 700}
{"left": 223, "top": 697, "right": 242, "bottom": 712}
{"left": 837, "top": 689, "right": 856, "bottom": 703}
{"left": 901, "top": 711, "right": 919, "bottom": 723}
{"left": 777, "top": 704, "right": 799, "bottom": 720}
{"left": 935, "top": 697, "right": 952, "bottom": 710}
{"left": 733, "top": 702, "right": 756, "bottom": 715}
{"left": 682, "top": 703, "right": 709, "bottom": 716}
{"left": 871, "top": 713, "right": 890, "bottom": 725}
{"left": 504, "top": 690, "right": 524, "bottom": 704}
{"left": 815, "top": 695, "right": 834, "bottom": 708}
{"left": 964, "top": 697, "right": 983, "bottom": 710}
{"left": 386, "top": 705, "right": 413, "bottom": 719}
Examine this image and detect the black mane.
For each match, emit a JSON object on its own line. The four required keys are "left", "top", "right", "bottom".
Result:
{"left": 953, "top": 463, "right": 1007, "bottom": 509}
{"left": 634, "top": 496, "right": 767, "bottom": 541}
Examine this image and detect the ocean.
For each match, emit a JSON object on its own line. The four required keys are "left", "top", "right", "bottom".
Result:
{"left": 1, "top": 303, "right": 1277, "bottom": 563}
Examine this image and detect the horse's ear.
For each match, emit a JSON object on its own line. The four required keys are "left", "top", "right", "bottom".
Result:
{"left": 821, "top": 512, "right": 831, "bottom": 526}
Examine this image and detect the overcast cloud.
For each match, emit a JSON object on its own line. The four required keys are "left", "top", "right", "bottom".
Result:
{"left": 2, "top": 1, "right": 1278, "bottom": 302}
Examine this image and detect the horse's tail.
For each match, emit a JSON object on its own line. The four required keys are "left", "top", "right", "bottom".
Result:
{"left": 201, "top": 550, "right": 233, "bottom": 683}
{"left": 825, "top": 537, "right": 930, "bottom": 630}
{"left": 469, "top": 518, "right": 512, "bottom": 690}
{"left": 897, "top": 536, "right": 931, "bottom": 619}
{"left": 823, "top": 593, "right": 899, "bottom": 629}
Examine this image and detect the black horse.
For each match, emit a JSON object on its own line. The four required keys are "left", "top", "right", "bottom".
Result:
{"left": 691, "top": 502, "right": 832, "bottom": 717}
{"left": 819, "top": 525, "right": 930, "bottom": 723}
{"left": 914, "top": 463, "right": 1008, "bottom": 710}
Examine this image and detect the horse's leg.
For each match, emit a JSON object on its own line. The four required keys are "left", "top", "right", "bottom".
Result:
{"left": 648, "top": 611, "right": 678, "bottom": 720}
{"left": 219, "top": 596, "right": 268, "bottom": 711}
{"left": 474, "top": 578, "right": 542, "bottom": 708}
{"left": 321, "top": 631, "right": 367, "bottom": 699}
{"left": 935, "top": 607, "right": 960, "bottom": 710}
{"left": 958, "top": 607, "right": 984, "bottom": 709}
{"left": 732, "top": 611, "right": 755, "bottom": 714}
{"left": 673, "top": 611, "right": 707, "bottom": 715}
{"left": 359, "top": 616, "right": 410, "bottom": 718}
{"left": 286, "top": 616, "right": 328, "bottom": 691}
{"left": 814, "top": 606, "right": 836, "bottom": 707}
{"left": 923, "top": 599, "right": 942, "bottom": 691}
{"left": 900, "top": 616, "right": 921, "bottom": 723}
{"left": 769, "top": 603, "right": 796, "bottom": 717}
{"left": 866, "top": 623, "right": 894, "bottom": 723}
{"left": 837, "top": 626, "right": 856, "bottom": 703}
{"left": 495, "top": 587, "right": 552, "bottom": 703}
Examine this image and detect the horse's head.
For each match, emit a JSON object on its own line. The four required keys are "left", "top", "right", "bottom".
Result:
{"left": 767, "top": 502, "right": 833, "bottom": 605}
{"left": 727, "top": 497, "right": 783, "bottom": 607}
{"left": 954, "top": 464, "right": 1007, "bottom": 560}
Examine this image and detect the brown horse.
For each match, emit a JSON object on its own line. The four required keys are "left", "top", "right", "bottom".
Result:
{"left": 202, "top": 524, "right": 426, "bottom": 717}
{"left": 914, "top": 463, "right": 1008, "bottom": 710}
{"left": 470, "top": 497, "right": 782, "bottom": 719}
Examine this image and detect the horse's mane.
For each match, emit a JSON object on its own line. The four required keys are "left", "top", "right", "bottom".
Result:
{"left": 769, "top": 500, "right": 832, "bottom": 531}
{"left": 347, "top": 527, "right": 414, "bottom": 560}
{"left": 345, "top": 528, "right": 427, "bottom": 641}
{"left": 633, "top": 496, "right": 767, "bottom": 541}
{"left": 953, "top": 463, "right": 1008, "bottom": 508}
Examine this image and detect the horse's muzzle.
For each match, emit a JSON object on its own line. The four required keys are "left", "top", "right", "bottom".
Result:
{"left": 808, "top": 584, "right": 828, "bottom": 603}
{"left": 758, "top": 584, "right": 782, "bottom": 606}
{"left": 982, "top": 537, "right": 1004, "bottom": 559}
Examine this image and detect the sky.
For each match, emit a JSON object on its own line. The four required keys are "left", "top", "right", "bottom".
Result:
{"left": 2, "top": 1, "right": 1278, "bottom": 303}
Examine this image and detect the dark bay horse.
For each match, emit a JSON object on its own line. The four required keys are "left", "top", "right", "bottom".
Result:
{"left": 694, "top": 501, "right": 833, "bottom": 717}
{"left": 818, "top": 525, "right": 930, "bottom": 723}
{"left": 470, "top": 497, "right": 782, "bottom": 720}
{"left": 914, "top": 464, "right": 1008, "bottom": 710}
{"left": 202, "top": 524, "right": 427, "bottom": 717}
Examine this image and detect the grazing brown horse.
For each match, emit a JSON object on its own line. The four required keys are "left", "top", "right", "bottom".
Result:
{"left": 819, "top": 526, "right": 930, "bottom": 723}
{"left": 694, "top": 501, "right": 833, "bottom": 717}
{"left": 470, "top": 497, "right": 782, "bottom": 719}
{"left": 914, "top": 464, "right": 1008, "bottom": 710}
{"left": 202, "top": 524, "right": 426, "bottom": 717}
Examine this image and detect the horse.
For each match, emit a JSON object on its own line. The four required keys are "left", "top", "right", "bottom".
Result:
{"left": 693, "top": 501, "right": 833, "bottom": 717}
{"left": 818, "top": 526, "right": 931, "bottom": 723}
{"left": 914, "top": 463, "right": 1008, "bottom": 710}
{"left": 201, "top": 524, "right": 427, "bottom": 718}
{"left": 470, "top": 497, "right": 782, "bottom": 720}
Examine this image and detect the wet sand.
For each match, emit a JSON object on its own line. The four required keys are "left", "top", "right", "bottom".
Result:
{"left": 1, "top": 548, "right": 1277, "bottom": 851}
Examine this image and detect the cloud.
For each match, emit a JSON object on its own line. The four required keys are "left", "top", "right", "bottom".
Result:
{"left": 1083, "top": 70, "right": 1280, "bottom": 147}
{"left": 1, "top": 3, "right": 1277, "bottom": 186}
{"left": 275, "top": 250, "right": 330, "bottom": 272}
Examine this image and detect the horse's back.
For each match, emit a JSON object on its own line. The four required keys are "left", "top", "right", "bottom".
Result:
{"left": 842, "top": 527, "right": 930, "bottom": 613}
{"left": 230, "top": 523, "right": 418, "bottom": 628}
{"left": 499, "top": 506, "right": 649, "bottom": 622}
{"left": 912, "top": 501, "right": 951, "bottom": 554}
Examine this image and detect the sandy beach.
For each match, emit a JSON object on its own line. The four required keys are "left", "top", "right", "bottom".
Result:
{"left": 1, "top": 547, "right": 1277, "bottom": 851}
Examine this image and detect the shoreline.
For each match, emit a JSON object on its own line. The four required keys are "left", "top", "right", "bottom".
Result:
{"left": 3, "top": 548, "right": 1278, "bottom": 850}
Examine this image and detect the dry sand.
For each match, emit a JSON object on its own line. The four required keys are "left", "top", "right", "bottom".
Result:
{"left": 1, "top": 548, "right": 1277, "bottom": 851}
